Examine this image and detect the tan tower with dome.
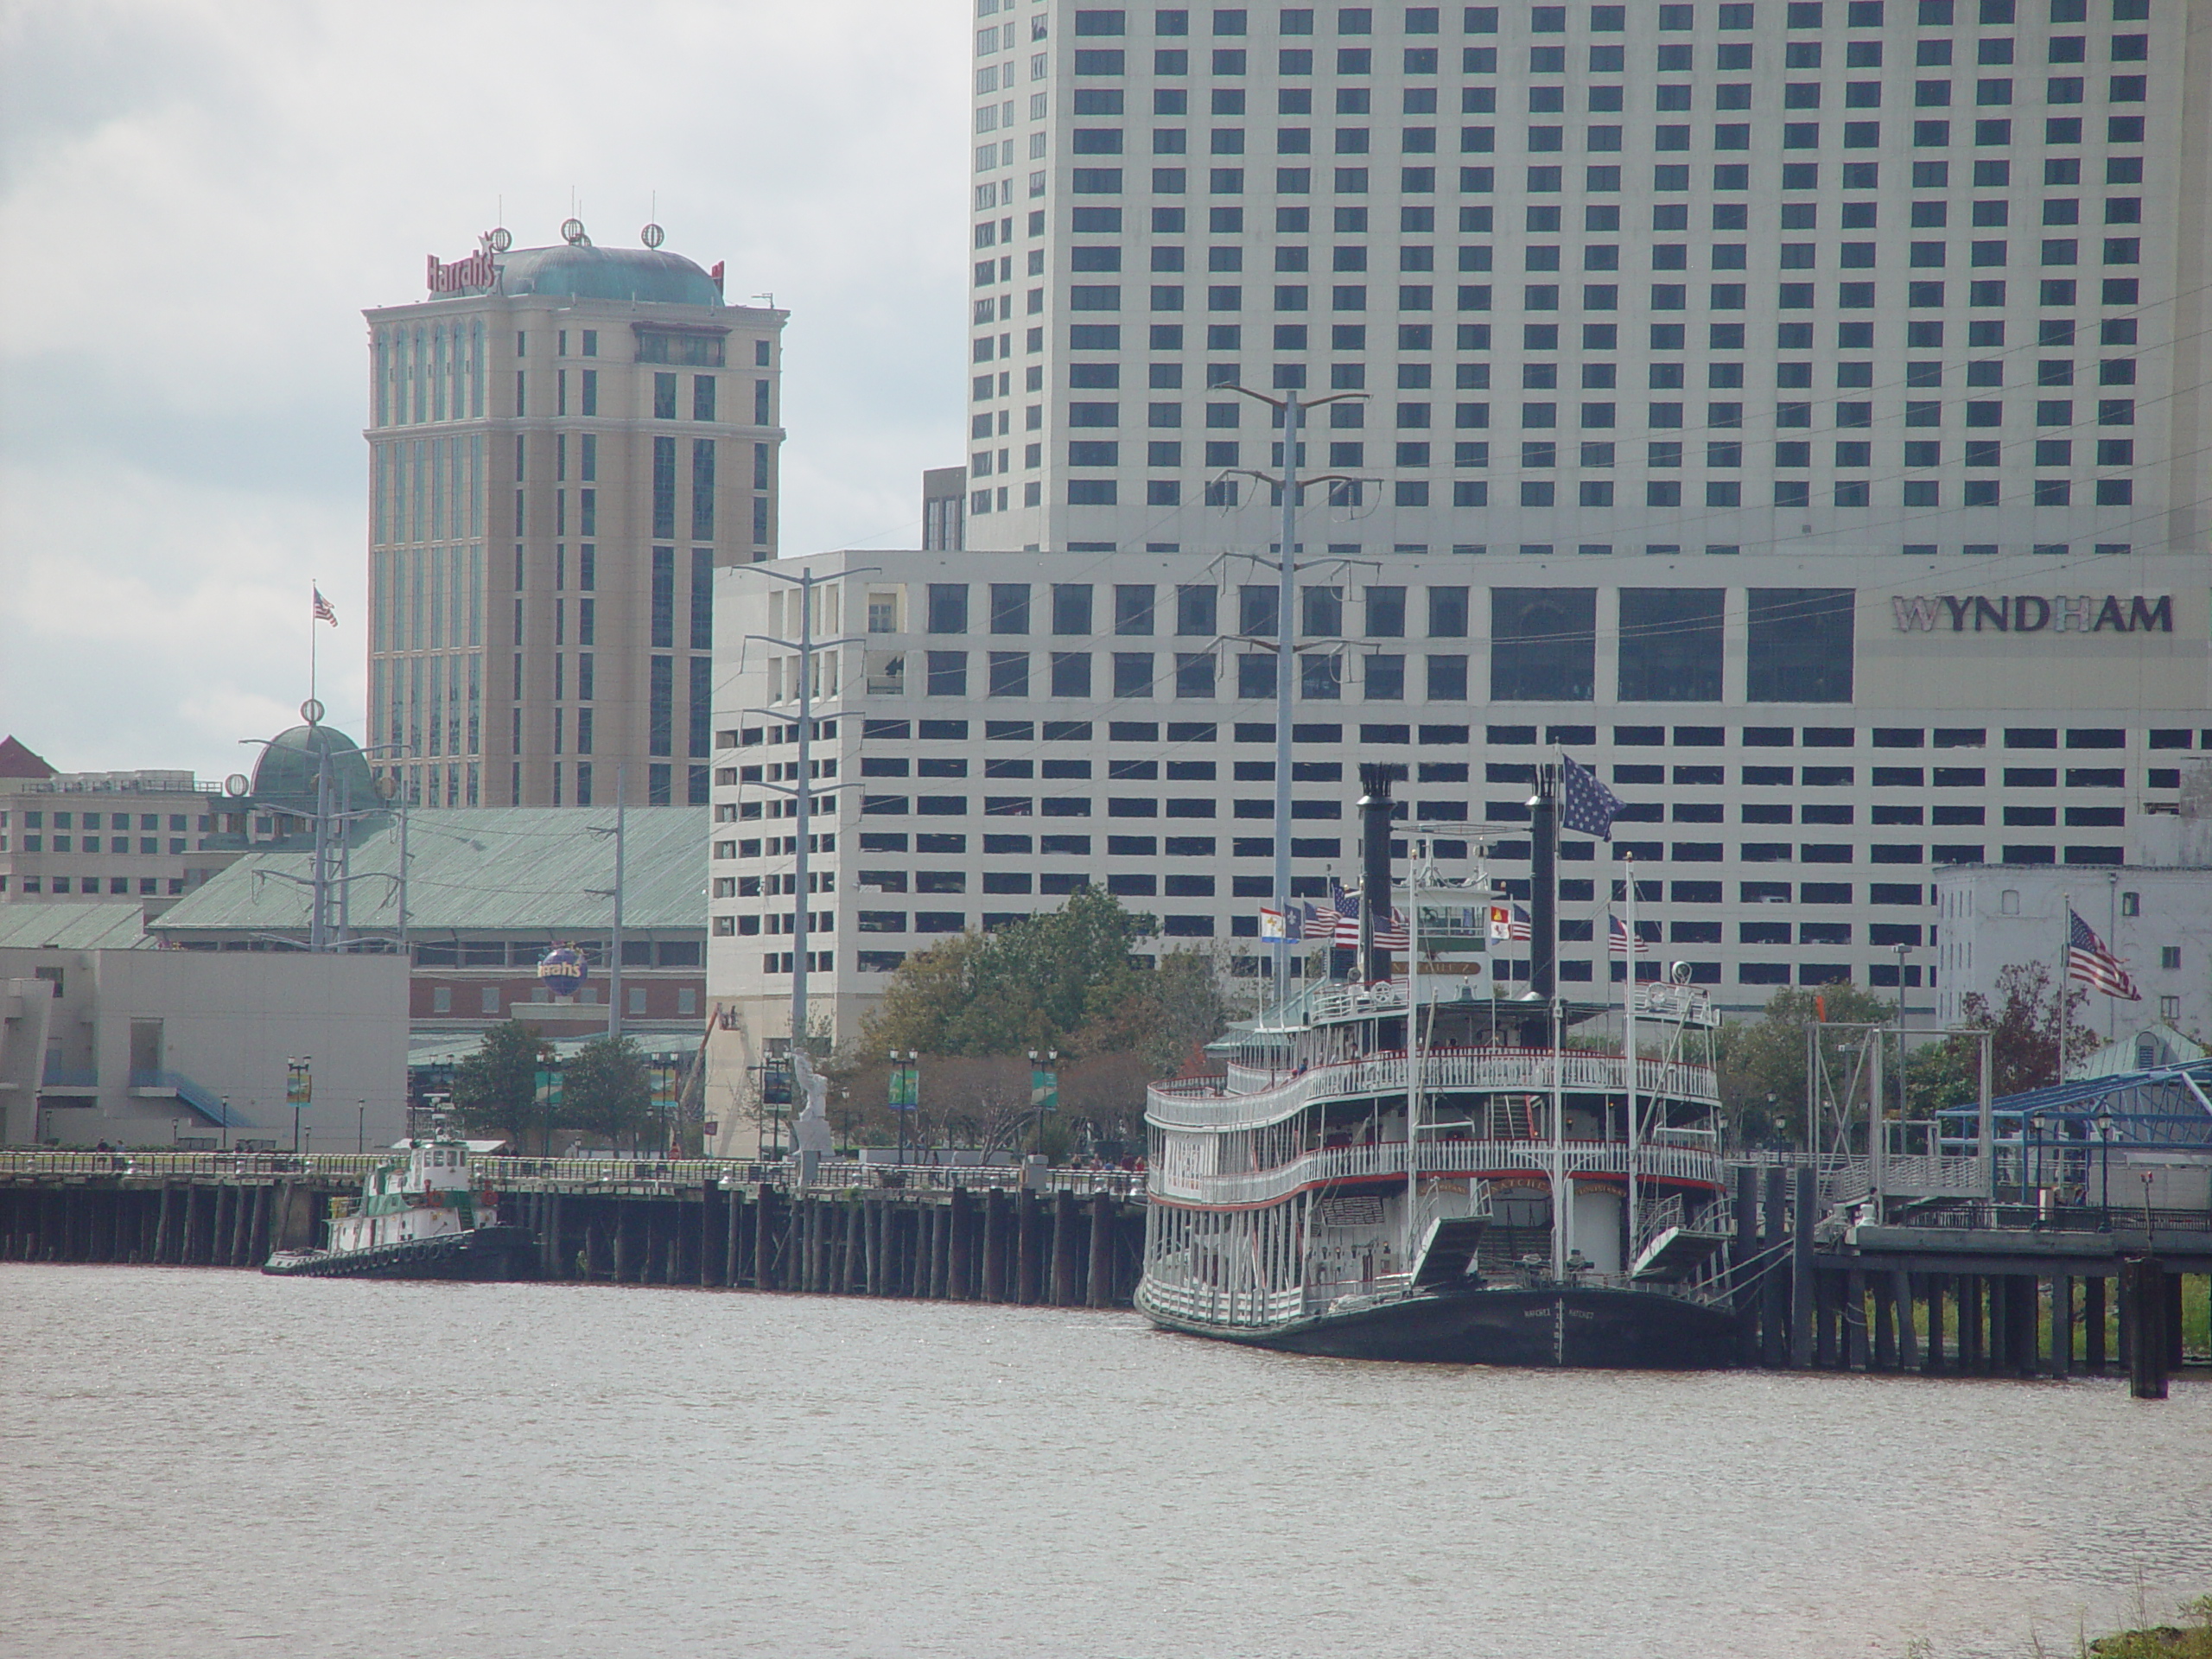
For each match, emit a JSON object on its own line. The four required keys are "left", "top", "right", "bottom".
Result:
{"left": 363, "top": 220, "right": 786, "bottom": 810}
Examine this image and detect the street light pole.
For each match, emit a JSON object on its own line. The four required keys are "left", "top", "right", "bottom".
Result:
{"left": 1224, "top": 385, "right": 1369, "bottom": 1007}
{"left": 739, "top": 562, "right": 877, "bottom": 1064}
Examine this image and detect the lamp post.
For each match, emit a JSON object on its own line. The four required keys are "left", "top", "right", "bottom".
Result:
{"left": 1028, "top": 1049, "right": 1059, "bottom": 1160}
{"left": 888, "top": 1049, "right": 918, "bottom": 1164}
{"left": 285, "top": 1057, "right": 312, "bottom": 1154}
{"left": 357, "top": 1099, "right": 365, "bottom": 1154}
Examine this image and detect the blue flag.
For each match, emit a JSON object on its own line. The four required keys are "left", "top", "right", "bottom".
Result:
{"left": 1560, "top": 753, "right": 1625, "bottom": 842}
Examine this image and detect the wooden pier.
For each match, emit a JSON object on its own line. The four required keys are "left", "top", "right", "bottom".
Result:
{"left": 2, "top": 1151, "right": 2202, "bottom": 1390}
{"left": 0, "top": 1152, "right": 1147, "bottom": 1312}
{"left": 1726, "top": 1164, "right": 2209, "bottom": 1397}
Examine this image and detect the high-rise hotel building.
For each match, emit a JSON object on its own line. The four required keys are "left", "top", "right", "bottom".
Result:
{"left": 962, "top": 0, "right": 2207, "bottom": 558}
{"left": 364, "top": 228, "right": 785, "bottom": 810}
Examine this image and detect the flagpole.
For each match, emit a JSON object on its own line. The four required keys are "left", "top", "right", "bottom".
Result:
{"left": 309, "top": 579, "right": 319, "bottom": 712}
{"left": 1624, "top": 850, "right": 1639, "bottom": 1270}
{"left": 2058, "top": 891, "right": 2070, "bottom": 1086}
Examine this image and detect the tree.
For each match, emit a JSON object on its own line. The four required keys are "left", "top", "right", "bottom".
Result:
{"left": 449, "top": 1020, "right": 554, "bottom": 1150}
{"left": 1714, "top": 980, "right": 1895, "bottom": 1148}
{"left": 563, "top": 1035, "right": 655, "bottom": 1154}
{"left": 849, "top": 890, "right": 1235, "bottom": 1159}
{"left": 1905, "top": 961, "right": 2094, "bottom": 1112}
{"left": 861, "top": 886, "right": 1158, "bottom": 1058}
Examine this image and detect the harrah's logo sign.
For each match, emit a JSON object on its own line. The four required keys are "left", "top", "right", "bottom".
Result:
{"left": 427, "top": 232, "right": 500, "bottom": 296}
{"left": 1892, "top": 594, "right": 2173, "bottom": 634}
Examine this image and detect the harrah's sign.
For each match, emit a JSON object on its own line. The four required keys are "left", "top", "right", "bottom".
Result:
{"left": 1892, "top": 594, "right": 2173, "bottom": 634}
{"left": 427, "top": 232, "right": 500, "bottom": 296}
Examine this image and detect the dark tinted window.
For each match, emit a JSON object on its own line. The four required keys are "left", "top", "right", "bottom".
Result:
{"left": 1747, "top": 588, "right": 1853, "bottom": 702}
{"left": 1618, "top": 588, "right": 1723, "bottom": 702}
{"left": 1491, "top": 588, "right": 1596, "bottom": 701}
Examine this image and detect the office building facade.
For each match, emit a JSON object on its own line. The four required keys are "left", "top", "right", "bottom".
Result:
{"left": 706, "top": 548, "right": 2209, "bottom": 1079}
{"left": 961, "top": 0, "right": 2207, "bottom": 559}
{"left": 364, "top": 225, "right": 785, "bottom": 811}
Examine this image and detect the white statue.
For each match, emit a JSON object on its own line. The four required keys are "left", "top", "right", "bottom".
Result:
{"left": 791, "top": 1050, "right": 833, "bottom": 1158}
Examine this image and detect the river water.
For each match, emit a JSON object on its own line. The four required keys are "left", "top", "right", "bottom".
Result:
{"left": 2, "top": 1265, "right": 2206, "bottom": 1659}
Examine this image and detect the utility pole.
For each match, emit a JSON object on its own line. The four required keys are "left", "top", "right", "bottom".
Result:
{"left": 589, "top": 765, "right": 627, "bottom": 1039}
{"left": 1227, "top": 386, "right": 1368, "bottom": 1006}
{"left": 740, "top": 563, "right": 874, "bottom": 1057}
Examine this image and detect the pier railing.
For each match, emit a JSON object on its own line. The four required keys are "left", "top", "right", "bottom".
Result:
{"left": 0, "top": 1148, "right": 1145, "bottom": 1201}
{"left": 1157, "top": 1050, "right": 1717, "bottom": 1130}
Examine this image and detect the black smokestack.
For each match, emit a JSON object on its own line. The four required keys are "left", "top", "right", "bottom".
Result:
{"left": 1357, "top": 761, "right": 1406, "bottom": 983}
{"left": 1529, "top": 762, "right": 1557, "bottom": 1000}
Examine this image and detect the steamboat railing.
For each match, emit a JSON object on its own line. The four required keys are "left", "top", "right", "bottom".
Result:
{"left": 1154, "top": 1049, "right": 1718, "bottom": 1130}
{"left": 1150, "top": 1136, "right": 1725, "bottom": 1208}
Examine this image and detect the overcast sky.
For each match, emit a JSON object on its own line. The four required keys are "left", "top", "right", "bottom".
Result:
{"left": 0, "top": 0, "right": 968, "bottom": 779}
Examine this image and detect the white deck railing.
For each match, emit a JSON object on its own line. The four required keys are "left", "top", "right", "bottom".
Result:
{"left": 1153, "top": 1049, "right": 1717, "bottom": 1130}
{"left": 1149, "top": 1136, "right": 1725, "bottom": 1208}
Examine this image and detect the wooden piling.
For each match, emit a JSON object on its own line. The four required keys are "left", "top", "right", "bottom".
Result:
{"left": 2122, "top": 1257, "right": 2169, "bottom": 1399}
{"left": 2050, "top": 1275, "right": 2072, "bottom": 1376}
{"left": 1894, "top": 1269, "right": 1921, "bottom": 1371}
{"left": 1016, "top": 1189, "right": 1040, "bottom": 1306}
{"left": 1789, "top": 1165, "right": 1815, "bottom": 1370}
{"left": 947, "top": 1189, "right": 972, "bottom": 1300}
{"left": 1049, "top": 1191, "right": 1076, "bottom": 1308}
{"left": 751, "top": 1184, "right": 773, "bottom": 1288}
{"left": 1845, "top": 1268, "right": 1869, "bottom": 1372}
{"left": 1759, "top": 1166, "right": 1789, "bottom": 1369}
{"left": 1871, "top": 1271, "right": 1897, "bottom": 1370}
{"left": 156, "top": 1184, "right": 177, "bottom": 1264}
{"left": 982, "top": 1191, "right": 1007, "bottom": 1302}
{"left": 1087, "top": 1192, "right": 1114, "bottom": 1309}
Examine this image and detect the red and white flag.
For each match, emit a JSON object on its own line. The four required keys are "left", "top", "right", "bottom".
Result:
{"left": 2067, "top": 908, "right": 2140, "bottom": 1001}
{"left": 313, "top": 588, "right": 338, "bottom": 626}
{"left": 1608, "top": 912, "right": 1649, "bottom": 957}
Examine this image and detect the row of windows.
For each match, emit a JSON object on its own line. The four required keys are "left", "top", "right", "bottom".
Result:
{"left": 2, "top": 810, "right": 202, "bottom": 831}
{"left": 1053, "top": 273, "right": 2150, "bottom": 320}
{"left": 1065, "top": 100, "right": 2150, "bottom": 162}
{"left": 1057, "top": 7, "right": 2150, "bottom": 53}
{"left": 0, "top": 876, "right": 189, "bottom": 896}
{"left": 813, "top": 718, "right": 2196, "bottom": 750}
{"left": 735, "top": 823, "right": 2125, "bottom": 878}
{"left": 1056, "top": 3, "right": 2146, "bottom": 42}
{"left": 1054, "top": 475, "right": 2139, "bottom": 509}
{"left": 3, "top": 836, "right": 195, "bottom": 855}
{"left": 1023, "top": 310, "right": 2145, "bottom": 370}
{"left": 1063, "top": 68, "right": 2149, "bottom": 120}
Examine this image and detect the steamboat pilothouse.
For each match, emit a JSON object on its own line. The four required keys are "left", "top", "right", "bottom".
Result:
{"left": 1137, "top": 764, "right": 1739, "bottom": 1368}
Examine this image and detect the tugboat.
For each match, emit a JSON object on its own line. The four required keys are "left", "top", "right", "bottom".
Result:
{"left": 1135, "top": 764, "right": 1739, "bottom": 1368}
{"left": 264, "top": 1121, "right": 534, "bottom": 1280}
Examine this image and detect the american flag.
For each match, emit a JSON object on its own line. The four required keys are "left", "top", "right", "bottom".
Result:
{"left": 1489, "top": 903, "right": 1532, "bottom": 943}
{"left": 1608, "top": 912, "right": 1650, "bottom": 957}
{"left": 1373, "top": 908, "right": 1409, "bottom": 951}
{"left": 1561, "top": 753, "right": 1624, "bottom": 841}
{"left": 2067, "top": 908, "right": 2141, "bottom": 1001}
{"left": 1331, "top": 879, "right": 1363, "bottom": 946}
{"left": 312, "top": 588, "right": 338, "bottom": 626}
{"left": 1302, "top": 899, "right": 1338, "bottom": 940}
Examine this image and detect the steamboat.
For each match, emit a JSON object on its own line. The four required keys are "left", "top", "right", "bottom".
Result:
{"left": 1136, "top": 765, "right": 1739, "bottom": 1368}
{"left": 264, "top": 1122, "right": 533, "bottom": 1280}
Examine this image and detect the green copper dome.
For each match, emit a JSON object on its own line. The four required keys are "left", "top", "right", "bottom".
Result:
{"left": 493, "top": 245, "right": 721, "bottom": 306}
{"left": 251, "top": 724, "right": 378, "bottom": 815}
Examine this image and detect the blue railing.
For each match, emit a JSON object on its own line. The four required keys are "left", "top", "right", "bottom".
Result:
{"left": 128, "top": 1070, "right": 250, "bottom": 1128}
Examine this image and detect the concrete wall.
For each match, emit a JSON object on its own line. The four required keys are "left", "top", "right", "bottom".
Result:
{"left": 1932, "top": 866, "right": 2212, "bottom": 1042}
{"left": 0, "top": 948, "right": 409, "bottom": 1148}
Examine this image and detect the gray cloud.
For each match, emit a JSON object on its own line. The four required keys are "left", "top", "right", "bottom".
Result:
{"left": 0, "top": 0, "right": 968, "bottom": 776}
